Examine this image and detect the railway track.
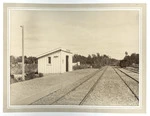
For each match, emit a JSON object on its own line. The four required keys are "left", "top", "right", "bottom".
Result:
{"left": 113, "top": 67, "right": 139, "bottom": 101}
{"left": 117, "top": 67, "right": 139, "bottom": 83}
{"left": 31, "top": 66, "right": 138, "bottom": 105}
{"left": 79, "top": 67, "right": 107, "bottom": 105}
{"left": 31, "top": 66, "right": 107, "bottom": 105}
{"left": 124, "top": 68, "right": 139, "bottom": 74}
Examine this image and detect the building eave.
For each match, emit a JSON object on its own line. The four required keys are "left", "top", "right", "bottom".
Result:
{"left": 37, "top": 48, "right": 72, "bottom": 59}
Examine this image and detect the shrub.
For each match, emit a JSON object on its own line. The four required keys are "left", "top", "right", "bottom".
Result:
{"left": 25, "top": 72, "right": 36, "bottom": 80}
{"left": 92, "top": 64, "right": 101, "bottom": 68}
{"left": 39, "top": 73, "right": 44, "bottom": 77}
{"left": 10, "top": 75, "right": 18, "bottom": 84}
{"left": 73, "top": 64, "right": 91, "bottom": 70}
{"left": 35, "top": 71, "right": 38, "bottom": 74}
{"left": 120, "top": 60, "right": 127, "bottom": 68}
{"left": 25, "top": 64, "right": 38, "bottom": 74}
{"left": 18, "top": 77, "right": 23, "bottom": 81}
{"left": 11, "top": 64, "right": 38, "bottom": 75}
{"left": 10, "top": 74, "right": 14, "bottom": 78}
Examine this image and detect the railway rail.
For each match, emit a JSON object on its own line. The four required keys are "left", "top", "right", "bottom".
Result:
{"left": 117, "top": 67, "right": 139, "bottom": 83}
{"left": 113, "top": 67, "right": 139, "bottom": 101}
{"left": 124, "top": 68, "right": 139, "bottom": 74}
{"left": 31, "top": 66, "right": 139, "bottom": 105}
{"left": 31, "top": 66, "right": 107, "bottom": 105}
{"left": 79, "top": 67, "right": 107, "bottom": 105}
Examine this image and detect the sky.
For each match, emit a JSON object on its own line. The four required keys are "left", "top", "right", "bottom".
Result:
{"left": 10, "top": 10, "right": 139, "bottom": 60}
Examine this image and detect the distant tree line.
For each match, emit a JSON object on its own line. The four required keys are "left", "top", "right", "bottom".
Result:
{"left": 10, "top": 55, "right": 38, "bottom": 64}
{"left": 119, "top": 52, "right": 139, "bottom": 68}
{"left": 73, "top": 53, "right": 119, "bottom": 68}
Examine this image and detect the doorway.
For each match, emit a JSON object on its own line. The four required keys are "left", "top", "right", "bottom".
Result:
{"left": 66, "top": 55, "right": 69, "bottom": 72}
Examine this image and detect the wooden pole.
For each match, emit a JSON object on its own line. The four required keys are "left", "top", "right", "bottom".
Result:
{"left": 20, "top": 25, "right": 25, "bottom": 80}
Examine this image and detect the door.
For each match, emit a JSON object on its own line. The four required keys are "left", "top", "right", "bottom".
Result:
{"left": 66, "top": 55, "right": 69, "bottom": 72}
{"left": 53, "top": 55, "right": 59, "bottom": 73}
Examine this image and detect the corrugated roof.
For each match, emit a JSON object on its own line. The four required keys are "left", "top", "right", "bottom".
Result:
{"left": 37, "top": 48, "right": 72, "bottom": 59}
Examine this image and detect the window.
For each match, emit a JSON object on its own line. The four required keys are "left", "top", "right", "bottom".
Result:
{"left": 48, "top": 57, "right": 51, "bottom": 64}
{"left": 54, "top": 56, "right": 58, "bottom": 58}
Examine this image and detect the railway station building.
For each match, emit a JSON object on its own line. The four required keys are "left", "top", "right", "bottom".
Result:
{"left": 37, "top": 48, "right": 73, "bottom": 73}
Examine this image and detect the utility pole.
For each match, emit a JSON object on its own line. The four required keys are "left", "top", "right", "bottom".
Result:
{"left": 20, "top": 25, "right": 25, "bottom": 80}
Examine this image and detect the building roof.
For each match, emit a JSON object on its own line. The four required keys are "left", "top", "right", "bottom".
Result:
{"left": 37, "top": 48, "right": 72, "bottom": 59}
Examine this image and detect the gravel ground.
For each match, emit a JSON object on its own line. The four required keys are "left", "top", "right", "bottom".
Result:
{"left": 125, "top": 67, "right": 139, "bottom": 73}
{"left": 82, "top": 66, "right": 139, "bottom": 106}
{"left": 115, "top": 68, "right": 139, "bottom": 99}
{"left": 118, "top": 68, "right": 139, "bottom": 81}
{"left": 11, "top": 66, "right": 139, "bottom": 106}
{"left": 52, "top": 67, "right": 107, "bottom": 105}
{"left": 31, "top": 68, "right": 103, "bottom": 105}
{"left": 10, "top": 69, "right": 98, "bottom": 105}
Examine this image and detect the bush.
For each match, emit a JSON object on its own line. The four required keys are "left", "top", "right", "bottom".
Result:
{"left": 10, "top": 74, "right": 14, "bottom": 78}
{"left": 92, "top": 64, "right": 101, "bottom": 68}
{"left": 18, "top": 77, "right": 23, "bottom": 81}
{"left": 10, "top": 75, "right": 18, "bottom": 84}
{"left": 25, "top": 64, "right": 38, "bottom": 74}
{"left": 25, "top": 72, "right": 36, "bottom": 80}
{"left": 120, "top": 60, "right": 127, "bottom": 68}
{"left": 39, "top": 73, "right": 44, "bottom": 77}
{"left": 11, "top": 64, "right": 38, "bottom": 75}
{"left": 73, "top": 64, "right": 91, "bottom": 70}
{"left": 35, "top": 71, "right": 38, "bottom": 74}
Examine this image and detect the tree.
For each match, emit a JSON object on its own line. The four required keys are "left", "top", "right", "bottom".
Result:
{"left": 14, "top": 56, "right": 38, "bottom": 64}
{"left": 73, "top": 54, "right": 87, "bottom": 64}
{"left": 27, "top": 56, "right": 37, "bottom": 64}
{"left": 10, "top": 55, "right": 16, "bottom": 64}
{"left": 125, "top": 51, "right": 128, "bottom": 56}
{"left": 86, "top": 55, "right": 93, "bottom": 65}
{"left": 97, "top": 53, "right": 100, "bottom": 58}
{"left": 73, "top": 53, "right": 119, "bottom": 68}
{"left": 16, "top": 56, "right": 22, "bottom": 62}
{"left": 119, "top": 52, "right": 139, "bottom": 67}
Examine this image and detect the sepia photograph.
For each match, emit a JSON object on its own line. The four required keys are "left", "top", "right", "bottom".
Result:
{"left": 3, "top": 3, "right": 146, "bottom": 113}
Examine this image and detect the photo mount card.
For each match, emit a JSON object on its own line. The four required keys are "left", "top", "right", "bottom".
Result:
{"left": 3, "top": 3, "right": 146, "bottom": 113}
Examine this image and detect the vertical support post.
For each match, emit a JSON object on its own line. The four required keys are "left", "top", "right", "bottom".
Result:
{"left": 20, "top": 25, "right": 25, "bottom": 80}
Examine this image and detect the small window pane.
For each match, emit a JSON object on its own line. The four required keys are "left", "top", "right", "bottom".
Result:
{"left": 48, "top": 57, "right": 51, "bottom": 64}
